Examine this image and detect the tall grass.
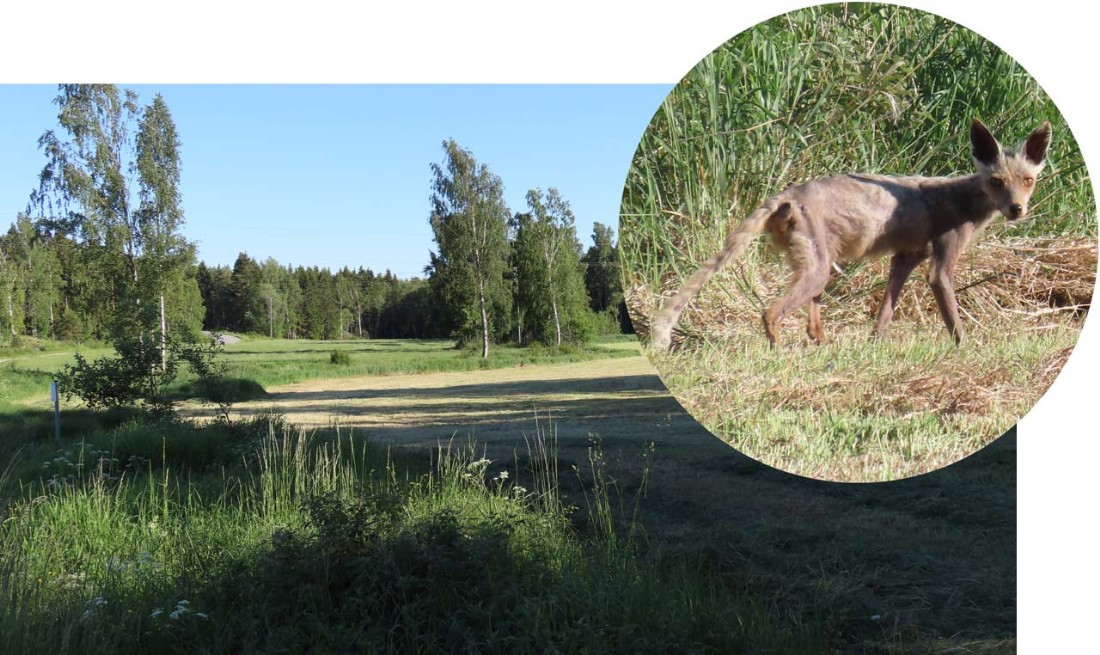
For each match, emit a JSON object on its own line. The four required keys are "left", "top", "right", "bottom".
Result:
{"left": 0, "top": 416, "right": 824, "bottom": 654}
{"left": 621, "top": 3, "right": 1095, "bottom": 294}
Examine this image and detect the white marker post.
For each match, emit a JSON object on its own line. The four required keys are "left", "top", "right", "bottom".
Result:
{"left": 50, "top": 380, "right": 60, "bottom": 446}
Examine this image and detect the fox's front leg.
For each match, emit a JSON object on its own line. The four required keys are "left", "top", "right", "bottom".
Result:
{"left": 928, "top": 233, "right": 968, "bottom": 345}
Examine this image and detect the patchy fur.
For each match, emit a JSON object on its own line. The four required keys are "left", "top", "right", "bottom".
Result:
{"left": 649, "top": 119, "right": 1052, "bottom": 350}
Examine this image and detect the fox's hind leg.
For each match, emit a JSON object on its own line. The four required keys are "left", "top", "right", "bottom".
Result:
{"left": 928, "top": 229, "right": 971, "bottom": 345}
{"left": 806, "top": 294, "right": 825, "bottom": 344}
{"left": 763, "top": 265, "right": 830, "bottom": 347}
{"left": 762, "top": 205, "right": 831, "bottom": 347}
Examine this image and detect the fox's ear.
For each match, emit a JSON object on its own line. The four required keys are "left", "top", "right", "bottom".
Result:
{"left": 970, "top": 119, "right": 1000, "bottom": 166}
{"left": 1023, "top": 121, "right": 1052, "bottom": 165}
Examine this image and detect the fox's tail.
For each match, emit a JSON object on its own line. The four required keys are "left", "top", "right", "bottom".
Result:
{"left": 648, "top": 202, "right": 778, "bottom": 351}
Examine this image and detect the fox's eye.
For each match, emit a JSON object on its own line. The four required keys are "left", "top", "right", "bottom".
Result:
{"left": 1023, "top": 177, "right": 1034, "bottom": 186}
{"left": 989, "top": 177, "right": 1005, "bottom": 188}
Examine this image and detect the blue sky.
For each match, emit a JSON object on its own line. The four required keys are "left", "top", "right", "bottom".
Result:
{"left": 0, "top": 84, "right": 671, "bottom": 278}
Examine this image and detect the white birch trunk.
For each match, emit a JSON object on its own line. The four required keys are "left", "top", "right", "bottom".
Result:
{"left": 159, "top": 293, "right": 167, "bottom": 372}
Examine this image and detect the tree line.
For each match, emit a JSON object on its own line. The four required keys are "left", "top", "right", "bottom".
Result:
{"left": 196, "top": 258, "right": 439, "bottom": 341}
{"left": 1, "top": 85, "right": 629, "bottom": 353}
{"left": 194, "top": 216, "right": 625, "bottom": 345}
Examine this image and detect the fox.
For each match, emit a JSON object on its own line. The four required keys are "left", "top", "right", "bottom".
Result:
{"left": 647, "top": 119, "right": 1053, "bottom": 351}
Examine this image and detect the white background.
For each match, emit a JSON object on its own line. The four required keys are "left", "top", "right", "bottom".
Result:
{"left": 4, "top": 0, "right": 1097, "bottom": 650}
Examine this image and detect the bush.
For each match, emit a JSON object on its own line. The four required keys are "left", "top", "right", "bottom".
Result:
{"left": 192, "top": 377, "right": 267, "bottom": 404}
{"left": 329, "top": 351, "right": 352, "bottom": 366}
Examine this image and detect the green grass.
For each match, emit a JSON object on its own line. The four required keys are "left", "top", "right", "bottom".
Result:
{"left": 620, "top": 4, "right": 1095, "bottom": 294}
{"left": 655, "top": 319, "right": 1074, "bottom": 481}
{"left": 1, "top": 337, "right": 638, "bottom": 405}
{"left": 0, "top": 416, "right": 825, "bottom": 654}
{"left": 0, "top": 339, "right": 1019, "bottom": 652}
{"left": 213, "top": 337, "right": 639, "bottom": 389}
{"left": 0, "top": 340, "right": 113, "bottom": 411}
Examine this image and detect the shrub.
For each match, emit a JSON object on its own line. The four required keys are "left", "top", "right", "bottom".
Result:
{"left": 58, "top": 329, "right": 228, "bottom": 417}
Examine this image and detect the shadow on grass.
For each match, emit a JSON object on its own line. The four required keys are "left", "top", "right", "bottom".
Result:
{"left": 4, "top": 366, "right": 1017, "bottom": 653}
{"left": 0, "top": 406, "right": 143, "bottom": 443}
{"left": 167, "top": 377, "right": 268, "bottom": 404}
{"left": 577, "top": 426, "right": 1016, "bottom": 653}
{"left": 284, "top": 383, "right": 1016, "bottom": 652}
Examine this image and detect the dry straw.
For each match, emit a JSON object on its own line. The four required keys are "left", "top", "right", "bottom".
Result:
{"left": 629, "top": 236, "right": 1096, "bottom": 347}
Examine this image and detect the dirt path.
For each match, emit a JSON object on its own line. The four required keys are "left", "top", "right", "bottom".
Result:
{"left": 201, "top": 332, "right": 242, "bottom": 345}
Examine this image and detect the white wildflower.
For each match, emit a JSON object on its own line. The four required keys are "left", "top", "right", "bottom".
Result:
{"left": 81, "top": 596, "right": 107, "bottom": 622}
{"left": 169, "top": 599, "right": 193, "bottom": 620}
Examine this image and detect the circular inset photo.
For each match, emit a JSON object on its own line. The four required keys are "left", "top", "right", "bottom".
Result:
{"left": 619, "top": 4, "right": 1097, "bottom": 482}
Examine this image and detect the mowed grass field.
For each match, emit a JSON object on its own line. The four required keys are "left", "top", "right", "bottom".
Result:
{"left": 205, "top": 335, "right": 643, "bottom": 387}
{"left": 649, "top": 311, "right": 1078, "bottom": 481}
{"left": 0, "top": 336, "right": 640, "bottom": 424}
{"left": 1, "top": 335, "right": 1018, "bottom": 653}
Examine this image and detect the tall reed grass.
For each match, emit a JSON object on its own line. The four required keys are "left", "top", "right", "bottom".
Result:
{"left": 620, "top": 4, "right": 1095, "bottom": 298}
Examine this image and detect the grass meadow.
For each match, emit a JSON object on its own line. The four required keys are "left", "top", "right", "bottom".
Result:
{"left": 203, "top": 334, "right": 641, "bottom": 386}
{"left": 0, "top": 335, "right": 1021, "bottom": 652}
{"left": 618, "top": 3, "right": 1096, "bottom": 481}
{"left": 0, "top": 339, "right": 825, "bottom": 654}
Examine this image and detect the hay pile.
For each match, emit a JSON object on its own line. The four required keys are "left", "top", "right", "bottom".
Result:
{"left": 628, "top": 236, "right": 1097, "bottom": 344}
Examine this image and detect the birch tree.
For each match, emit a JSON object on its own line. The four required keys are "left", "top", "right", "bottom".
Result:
{"left": 513, "top": 188, "right": 591, "bottom": 346}
{"left": 32, "top": 85, "right": 207, "bottom": 410}
{"left": 428, "top": 140, "right": 511, "bottom": 357}
{"left": 0, "top": 230, "right": 25, "bottom": 341}
{"left": 31, "top": 85, "right": 200, "bottom": 354}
